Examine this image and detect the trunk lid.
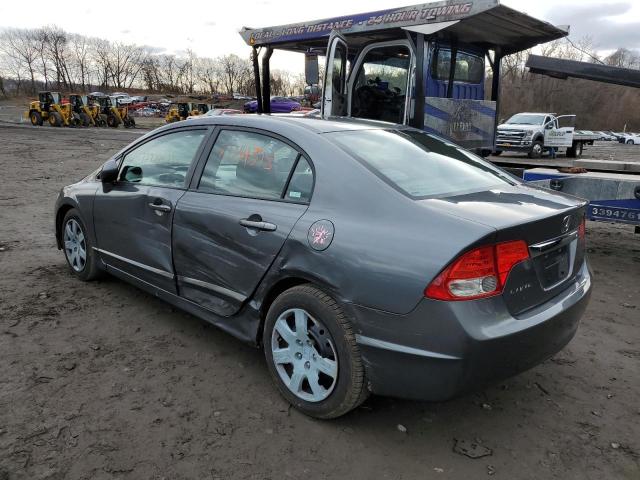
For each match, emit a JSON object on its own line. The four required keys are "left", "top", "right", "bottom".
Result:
{"left": 421, "top": 184, "right": 587, "bottom": 314}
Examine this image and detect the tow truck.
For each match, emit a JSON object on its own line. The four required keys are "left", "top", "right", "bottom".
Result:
{"left": 496, "top": 112, "right": 599, "bottom": 158}
{"left": 240, "top": 0, "right": 640, "bottom": 228}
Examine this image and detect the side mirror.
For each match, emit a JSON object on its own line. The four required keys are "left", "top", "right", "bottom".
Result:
{"left": 305, "top": 53, "right": 319, "bottom": 86}
{"left": 100, "top": 158, "right": 119, "bottom": 183}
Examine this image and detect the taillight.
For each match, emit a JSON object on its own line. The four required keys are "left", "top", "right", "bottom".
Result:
{"left": 578, "top": 217, "right": 586, "bottom": 240}
{"left": 425, "top": 240, "right": 530, "bottom": 301}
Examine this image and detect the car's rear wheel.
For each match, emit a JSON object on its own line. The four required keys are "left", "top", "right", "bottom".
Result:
{"left": 61, "top": 209, "right": 103, "bottom": 281}
{"left": 263, "top": 285, "right": 368, "bottom": 419}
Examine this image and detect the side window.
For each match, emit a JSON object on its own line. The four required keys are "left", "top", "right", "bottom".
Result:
{"left": 285, "top": 158, "right": 314, "bottom": 202}
{"left": 354, "top": 45, "right": 411, "bottom": 95}
{"left": 431, "top": 49, "right": 484, "bottom": 84}
{"left": 352, "top": 45, "right": 410, "bottom": 123}
{"left": 198, "top": 130, "right": 303, "bottom": 200}
{"left": 119, "top": 130, "right": 206, "bottom": 187}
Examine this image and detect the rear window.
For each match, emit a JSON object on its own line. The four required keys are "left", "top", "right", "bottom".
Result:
{"left": 327, "top": 129, "right": 516, "bottom": 199}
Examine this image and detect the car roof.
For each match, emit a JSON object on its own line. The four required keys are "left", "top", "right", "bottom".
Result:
{"left": 182, "top": 114, "right": 401, "bottom": 134}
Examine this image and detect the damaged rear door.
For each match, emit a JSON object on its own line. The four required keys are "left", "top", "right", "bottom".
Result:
{"left": 172, "top": 127, "right": 314, "bottom": 316}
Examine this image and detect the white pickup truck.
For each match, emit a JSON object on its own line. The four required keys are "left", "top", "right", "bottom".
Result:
{"left": 496, "top": 112, "right": 598, "bottom": 159}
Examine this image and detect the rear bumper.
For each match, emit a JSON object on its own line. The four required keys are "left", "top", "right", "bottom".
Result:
{"left": 350, "top": 262, "right": 591, "bottom": 401}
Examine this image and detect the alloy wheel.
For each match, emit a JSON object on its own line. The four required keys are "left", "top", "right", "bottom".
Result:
{"left": 63, "top": 218, "right": 87, "bottom": 272}
{"left": 270, "top": 308, "right": 338, "bottom": 402}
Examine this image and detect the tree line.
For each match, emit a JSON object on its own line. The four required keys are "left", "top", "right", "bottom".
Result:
{"left": 0, "top": 25, "right": 306, "bottom": 97}
{"left": 496, "top": 38, "right": 640, "bottom": 131}
{"left": 1, "top": 25, "right": 639, "bottom": 130}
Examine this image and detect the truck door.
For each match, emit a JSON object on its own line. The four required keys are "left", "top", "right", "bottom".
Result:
{"left": 544, "top": 115, "right": 575, "bottom": 148}
{"left": 322, "top": 32, "right": 348, "bottom": 118}
{"left": 347, "top": 41, "right": 413, "bottom": 124}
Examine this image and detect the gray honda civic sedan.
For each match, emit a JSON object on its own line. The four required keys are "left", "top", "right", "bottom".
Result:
{"left": 55, "top": 115, "right": 592, "bottom": 418}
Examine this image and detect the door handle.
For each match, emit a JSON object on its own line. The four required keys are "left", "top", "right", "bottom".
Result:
{"left": 239, "top": 219, "right": 277, "bottom": 231}
{"left": 148, "top": 202, "right": 172, "bottom": 213}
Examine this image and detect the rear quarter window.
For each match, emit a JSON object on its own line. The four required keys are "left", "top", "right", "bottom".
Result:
{"left": 328, "top": 129, "right": 516, "bottom": 199}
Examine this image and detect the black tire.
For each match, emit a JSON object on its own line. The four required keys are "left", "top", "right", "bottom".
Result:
{"left": 60, "top": 208, "right": 103, "bottom": 281}
{"left": 49, "top": 111, "right": 62, "bottom": 127}
{"left": 575, "top": 141, "right": 583, "bottom": 157}
{"left": 71, "top": 113, "right": 81, "bottom": 127}
{"left": 30, "top": 110, "right": 43, "bottom": 126}
{"left": 97, "top": 114, "right": 108, "bottom": 127}
{"left": 627, "top": 140, "right": 634, "bottom": 145}
{"left": 107, "top": 115, "right": 120, "bottom": 128}
{"left": 567, "top": 141, "right": 583, "bottom": 158}
{"left": 528, "top": 139, "right": 543, "bottom": 159}
{"left": 263, "top": 285, "right": 368, "bottom": 419}
{"left": 493, "top": 150, "right": 502, "bottom": 156}
{"left": 79, "top": 112, "right": 90, "bottom": 127}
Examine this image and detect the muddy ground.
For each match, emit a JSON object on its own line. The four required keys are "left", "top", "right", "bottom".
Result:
{"left": 0, "top": 123, "right": 638, "bottom": 480}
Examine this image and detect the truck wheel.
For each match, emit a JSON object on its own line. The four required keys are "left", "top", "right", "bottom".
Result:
{"left": 627, "top": 140, "right": 634, "bottom": 145}
{"left": 48, "top": 112, "right": 62, "bottom": 127}
{"left": 98, "top": 114, "right": 108, "bottom": 127}
{"left": 528, "top": 140, "right": 543, "bottom": 159}
{"left": 493, "top": 150, "right": 502, "bottom": 156}
{"left": 30, "top": 111, "right": 43, "bottom": 126}
{"left": 574, "top": 142, "right": 583, "bottom": 157}
{"left": 567, "top": 141, "right": 583, "bottom": 158}
{"left": 263, "top": 285, "right": 368, "bottom": 419}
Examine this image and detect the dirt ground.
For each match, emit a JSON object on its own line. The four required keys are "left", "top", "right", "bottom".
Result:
{"left": 0, "top": 123, "right": 638, "bottom": 480}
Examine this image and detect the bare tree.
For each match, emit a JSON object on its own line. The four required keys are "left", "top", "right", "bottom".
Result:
{"left": 69, "top": 34, "right": 91, "bottom": 91}
{"left": 218, "top": 54, "right": 250, "bottom": 95}
{"left": 42, "top": 26, "right": 72, "bottom": 89}
{"left": 0, "top": 28, "right": 39, "bottom": 93}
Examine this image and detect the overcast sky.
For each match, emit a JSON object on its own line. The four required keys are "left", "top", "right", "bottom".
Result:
{"left": 2, "top": 0, "right": 640, "bottom": 71}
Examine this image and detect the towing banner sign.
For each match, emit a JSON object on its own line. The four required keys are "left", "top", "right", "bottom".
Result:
{"left": 239, "top": 0, "right": 498, "bottom": 46}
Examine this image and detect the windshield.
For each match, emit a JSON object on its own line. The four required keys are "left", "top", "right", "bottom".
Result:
{"left": 505, "top": 114, "right": 546, "bottom": 125}
{"left": 327, "top": 129, "right": 516, "bottom": 199}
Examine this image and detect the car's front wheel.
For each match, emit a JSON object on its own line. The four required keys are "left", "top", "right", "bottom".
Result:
{"left": 263, "top": 285, "right": 368, "bottom": 418}
{"left": 61, "top": 209, "right": 103, "bottom": 281}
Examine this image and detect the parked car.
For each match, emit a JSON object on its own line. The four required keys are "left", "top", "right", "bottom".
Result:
{"left": 204, "top": 108, "right": 243, "bottom": 116}
{"left": 622, "top": 133, "right": 640, "bottom": 145}
{"left": 54, "top": 115, "right": 591, "bottom": 418}
{"left": 134, "top": 107, "right": 161, "bottom": 117}
{"left": 244, "top": 96, "right": 301, "bottom": 113}
{"left": 111, "top": 94, "right": 133, "bottom": 105}
{"left": 595, "top": 131, "right": 615, "bottom": 141}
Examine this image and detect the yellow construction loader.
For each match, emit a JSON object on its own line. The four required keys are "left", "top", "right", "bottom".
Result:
{"left": 68, "top": 94, "right": 99, "bottom": 127}
{"left": 25, "top": 91, "right": 81, "bottom": 127}
{"left": 165, "top": 101, "right": 207, "bottom": 122}
{"left": 96, "top": 96, "right": 136, "bottom": 128}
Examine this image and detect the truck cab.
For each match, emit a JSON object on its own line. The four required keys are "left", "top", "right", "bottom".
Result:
{"left": 240, "top": 0, "right": 568, "bottom": 153}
